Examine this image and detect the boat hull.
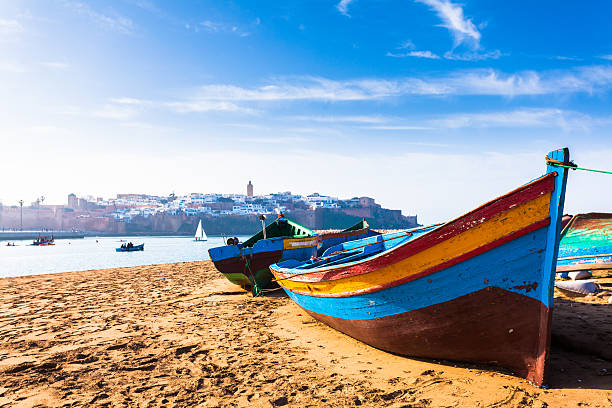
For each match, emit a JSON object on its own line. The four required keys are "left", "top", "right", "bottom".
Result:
{"left": 116, "top": 245, "right": 144, "bottom": 252}
{"left": 210, "top": 236, "right": 318, "bottom": 291}
{"left": 283, "top": 226, "right": 553, "bottom": 383}
{"left": 303, "top": 286, "right": 548, "bottom": 382}
{"left": 212, "top": 249, "right": 284, "bottom": 289}
{"left": 271, "top": 148, "right": 570, "bottom": 386}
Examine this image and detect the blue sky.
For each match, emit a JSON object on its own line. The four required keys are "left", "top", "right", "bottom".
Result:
{"left": 1, "top": 0, "right": 611, "bottom": 223}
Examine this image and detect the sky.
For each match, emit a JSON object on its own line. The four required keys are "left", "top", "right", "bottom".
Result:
{"left": 1, "top": 0, "right": 612, "bottom": 224}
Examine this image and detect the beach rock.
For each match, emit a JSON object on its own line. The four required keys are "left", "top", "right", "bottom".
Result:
{"left": 555, "top": 280, "right": 599, "bottom": 297}
{"left": 271, "top": 396, "right": 288, "bottom": 406}
{"left": 568, "top": 271, "right": 593, "bottom": 280}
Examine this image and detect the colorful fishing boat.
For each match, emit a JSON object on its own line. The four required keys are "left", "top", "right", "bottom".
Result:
{"left": 317, "top": 219, "right": 380, "bottom": 256}
{"left": 115, "top": 243, "right": 144, "bottom": 252}
{"left": 556, "top": 213, "right": 612, "bottom": 275}
{"left": 270, "top": 148, "right": 571, "bottom": 386}
{"left": 208, "top": 216, "right": 318, "bottom": 295}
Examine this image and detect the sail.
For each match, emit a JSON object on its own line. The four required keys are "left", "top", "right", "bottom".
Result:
{"left": 195, "top": 220, "right": 205, "bottom": 240}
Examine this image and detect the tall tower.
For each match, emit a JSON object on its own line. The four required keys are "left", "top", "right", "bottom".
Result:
{"left": 247, "top": 181, "right": 253, "bottom": 197}
{"left": 67, "top": 193, "right": 78, "bottom": 209}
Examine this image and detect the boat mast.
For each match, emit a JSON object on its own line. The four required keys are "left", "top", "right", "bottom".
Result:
{"left": 259, "top": 214, "right": 267, "bottom": 239}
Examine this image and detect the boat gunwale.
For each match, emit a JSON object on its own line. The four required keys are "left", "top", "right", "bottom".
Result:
{"left": 559, "top": 212, "right": 612, "bottom": 238}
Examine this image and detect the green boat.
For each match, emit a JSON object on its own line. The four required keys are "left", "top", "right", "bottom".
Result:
{"left": 208, "top": 216, "right": 318, "bottom": 295}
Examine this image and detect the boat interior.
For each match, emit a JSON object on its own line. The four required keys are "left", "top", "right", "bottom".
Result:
{"left": 241, "top": 217, "right": 316, "bottom": 248}
{"left": 278, "top": 224, "right": 440, "bottom": 271}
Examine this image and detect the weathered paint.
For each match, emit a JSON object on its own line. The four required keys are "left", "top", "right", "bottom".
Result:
{"left": 270, "top": 148, "right": 570, "bottom": 386}
{"left": 556, "top": 213, "right": 612, "bottom": 273}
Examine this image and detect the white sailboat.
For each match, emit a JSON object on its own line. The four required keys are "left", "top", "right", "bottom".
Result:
{"left": 194, "top": 220, "right": 208, "bottom": 241}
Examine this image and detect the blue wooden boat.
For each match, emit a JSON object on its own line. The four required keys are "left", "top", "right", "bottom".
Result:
{"left": 317, "top": 219, "right": 380, "bottom": 256}
{"left": 116, "top": 243, "right": 144, "bottom": 252}
{"left": 556, "top": 213, "right": 612, "bottom": 275}
{"left": 208, "top": 216, "right": 318, "bottom": 295}
{"left": 270, "top": 148, "right": 571, "bottom": 386}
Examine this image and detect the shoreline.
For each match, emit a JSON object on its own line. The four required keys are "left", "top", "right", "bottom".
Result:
{"left": 0, "top": 261, "right": 610, "bottom": 406}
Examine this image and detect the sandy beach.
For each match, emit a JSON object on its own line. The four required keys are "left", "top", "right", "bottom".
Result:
{"left": 0, "top": 261, "right": 610, "bottom": 407}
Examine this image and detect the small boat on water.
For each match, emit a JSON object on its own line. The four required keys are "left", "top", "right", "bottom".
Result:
{"left": 194, "top": 220, "right": 208, "bottom": 242}
{"left": 317, "top": 219, "right": 380, "bottom": 256}
{"left": 556, "top": 213, "right": 612, "bottom": 275}
{"left": 208, "top": 215, "right": 318, "bottom": 295}
{"left": 116, "top": 243, "right": 144, "bottom": 252}
{"left": 31, "top": 236, "right": 55, "bottom": 246}
{"left": 270, "top": 148, "right": 571, "bottom": 386}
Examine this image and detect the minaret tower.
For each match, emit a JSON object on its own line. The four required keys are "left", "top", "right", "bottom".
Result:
{"left": 247, "top": 181, "right": 253, "bottom": 197}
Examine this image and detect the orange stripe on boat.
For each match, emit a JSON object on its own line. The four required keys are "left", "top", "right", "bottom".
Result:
{"left": 277, "top": 192, "right": 552, "bottom": 296}
{"left": 291, "top": 218, "right": 551, "bottom": 298}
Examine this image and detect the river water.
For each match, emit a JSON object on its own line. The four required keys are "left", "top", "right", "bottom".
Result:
{"left": 0, "top": 235, "right": 248, "bottom": 278}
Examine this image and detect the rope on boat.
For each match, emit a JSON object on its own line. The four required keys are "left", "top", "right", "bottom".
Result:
{"left": 243, "top": 258, "right": 262, "bottom": 297}
{"left": 546, "top": 156, "right": 612, "bottom": 175}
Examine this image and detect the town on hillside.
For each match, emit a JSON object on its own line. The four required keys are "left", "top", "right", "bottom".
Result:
{"left": 0, "top": 181, "right": 419, "bottom": 235}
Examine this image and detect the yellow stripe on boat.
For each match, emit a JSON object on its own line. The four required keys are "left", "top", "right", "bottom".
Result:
{"left": 283, "top": 238, "right": 319, "bottom": 250}
{"left": 279, "top": 192, "right": 551, "bottom": 295}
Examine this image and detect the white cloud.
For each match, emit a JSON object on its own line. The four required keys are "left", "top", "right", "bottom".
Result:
{"left": 432, "top": 109, "right": 593, "bottom": 131}
{"left": 110, "top": 97, "right": 149, "bottom": 105}
{"left": 283, "top": 109, "right": 601, "bottom": 133}
{"left": 443, "top": 50, "right": 503, "bottom": 61}
{"left": 599, "top": 55, "right": 612, "bottom": 61}
{"left": 93, "top": 104, "right": 137, "bottom": 120}
{"left": 165, "top": 100, "right": 255, "bottom": 114}
{"left": 387, "top": 40, "right": 442, "bottom": 59}
{"left": 0, "top": 61, "right": 26, "bottom": 73}
{"left": 290, "top": 115, "right": 390, "bottom": 123}
{"left": 237, "top": 136, "right": 307, "bottom": 144}
{"left": 415, "top": 0, "right": 481, "bottom": 48}
{"left": 64, "top": 1, "right": 134, "bottom": 34}
{"left": 387, "top": 50, "right": 441, "bottom": 59}
{"left": 183, "top": 66, "right": 612, "bottom": 102}
{"left": 193, "top": 20, "right": 250, "bottom": 36}
{"left": 363, "top": 125, "right": 434, "bottom": 130}
{"left": 40, "top": 61, "right": 70, "bottom": 70}
{"left": 399, "top": 40, "right": 416, "bottom": 50}
{"left": 0, "top": 19, "right": 24, "bottom": 34}
{"left": 555, "top": 56, "right": 581, "bottom": 61}
{"left": 199, "top": 20, "right": 222, "bottom": 32}
{"left": 336, "top": 0, "right": 354, "bottom": 16}
{"left": 77, "top": 67, "right": 612, "bottom": 124}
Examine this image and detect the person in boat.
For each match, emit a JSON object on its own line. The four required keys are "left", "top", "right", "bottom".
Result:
{"left": 127, "top": 242, "right": 133, "bottom": 249}
{"left": 121, "top": 243, "right": 126, "bottom": 249}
